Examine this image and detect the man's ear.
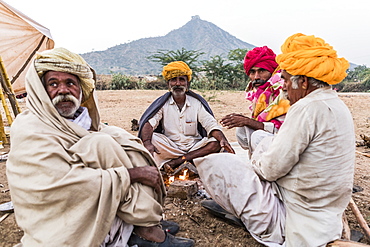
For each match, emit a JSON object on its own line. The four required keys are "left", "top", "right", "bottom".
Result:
{"left": 301, "top": 76, "right": 309, "bottom": 90}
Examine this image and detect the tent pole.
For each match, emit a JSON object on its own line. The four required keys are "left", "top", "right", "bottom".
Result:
{"left": 0, "top": 67, "right": 13, "bottom": 125}
{"left": 0, "top": 56, "right": 21, "bottom": 116}
{"left": 11, "top": 35, "right": 46, "bottom": 85}
{"left": 0, "top": 79, "right": 9, "bottom": 144}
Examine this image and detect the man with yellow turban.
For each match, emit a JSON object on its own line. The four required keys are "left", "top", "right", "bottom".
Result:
{"left": 6, "top": 48, "right": 194, "bottom": 247}
{"left": 194, "top": 34, "right": 354, "bottom": 246}
{"left": 139, "top": 61, "right": 234, "bottom": 173}
{"left": 221, "top": 46, "right": 290, "bottom": 157}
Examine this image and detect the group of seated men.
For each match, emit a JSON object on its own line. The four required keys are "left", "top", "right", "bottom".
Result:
{"left": 6, "top": 32, "right": 355, "bottom": 247}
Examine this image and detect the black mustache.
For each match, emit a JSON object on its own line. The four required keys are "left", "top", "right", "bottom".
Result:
{"left": 252, "top": 79, "right": 267, "bottom": 87}
{"left": 171, "top": 86, "right": 186, "bottom": 90}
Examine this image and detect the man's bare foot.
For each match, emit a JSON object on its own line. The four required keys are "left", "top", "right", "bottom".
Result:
{"left": 134, "top": 225, "right": 165, "bottom": 242}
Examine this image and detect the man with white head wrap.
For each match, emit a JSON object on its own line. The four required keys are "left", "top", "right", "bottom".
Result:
{"left": 194, "top": 33, "right": 355, "bottom": 246}
{"left": 6, "top": 48, "right": 194, "bottom": 247}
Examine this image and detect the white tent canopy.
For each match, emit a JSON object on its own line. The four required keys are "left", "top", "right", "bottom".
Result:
{"left": 0, "top": 0, "right": 54, "bottom": 94}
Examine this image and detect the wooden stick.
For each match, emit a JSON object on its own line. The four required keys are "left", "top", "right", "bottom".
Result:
{"left": 0, "top": 213, "right": 10, "bottom": 223}
{"left": 349, "top": 198, "right": 370, "bottom": 241}
{"left": 342, "top": 213, "right": 351, "bottom": 240}
{"left": 327, "top": 239, "right": 370, "bottom": 246}
{"left": 355, "top": 150, "right": 370, "bottom": 158}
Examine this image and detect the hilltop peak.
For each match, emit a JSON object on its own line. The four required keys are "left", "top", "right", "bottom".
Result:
{"left": 81, "top": 17, "right": 255, "bottom": 75}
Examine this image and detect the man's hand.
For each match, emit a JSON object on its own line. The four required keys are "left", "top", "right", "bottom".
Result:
{"left": 128, "top": 166, "right": 162, "bottom": 193}
{"left": 221, "top": 113, "right": 249, "bottom": 129}
{"left": 221, "top": 113, "right": 264, "bottom": 130}
{"left": 143, "top": 141, "right": 160, "bottom": 156}
{"left": 219, "top": 139, "right": 235, "bottom": 154}
{"left": 210, "top": 129, "right": 235, "bottom": 154}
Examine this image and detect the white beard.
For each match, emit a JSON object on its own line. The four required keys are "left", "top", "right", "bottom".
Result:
{"left": 170, "top": 86, "right": 186, "bottom": 96}
{"left": 52, "top": 94, "right": 81, "bottom": 118}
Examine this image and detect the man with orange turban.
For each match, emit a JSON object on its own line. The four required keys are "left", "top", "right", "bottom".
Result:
{"left": 139, "top": 61, "right": 234, "bottom": 173}
{"left": 194, "top": 34, "right": 354, "bottom": 246}
{"left": 221, "top": 46, "right": 290, "bottom": 157}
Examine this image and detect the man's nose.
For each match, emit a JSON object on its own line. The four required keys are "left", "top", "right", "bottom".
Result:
{"left": 282, "top": 82, "right": 287, "bottom": 91}
{"left": 254, "top": 71, "right": 261, "bottom": 79}
{"left": 58, "top": 84, "right": 70, "bottom": 94}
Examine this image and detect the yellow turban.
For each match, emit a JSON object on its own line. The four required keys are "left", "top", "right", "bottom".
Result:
{"left": 162, "top": 61, "right": 192, "bottom": 82}
{"left": 34, "top": 47, "right": 95, "bottom": 102}
{"left": 276, "top": 33, "right": 349, "bottom": 85}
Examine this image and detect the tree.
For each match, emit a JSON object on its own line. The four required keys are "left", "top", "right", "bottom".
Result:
{"left": 201, "top": 55, "right": 236, "bottom": 90}
{"left": 227, "top": 48, "right": 250, "bottom": 84}
{"left": 338, "top": 65, "right": 370, "bottom": 92}
{"left": 110, "top": 73, "right": 137, "bottom": 90}
{"left": 199, "top": 48, "right": 251, "bottom": 90}
{"left": 227, "top": 48, "right": 249, "bottom": 62}
{"left": 344, "top": 65, "right": 370, "bottom": 82}
{"left": 147, "top": 48, "right": 205, "bottom": 73}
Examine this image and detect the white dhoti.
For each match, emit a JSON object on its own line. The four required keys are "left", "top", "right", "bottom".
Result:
{"left": 236, "top": 127, "right": 274, "bottom": 157}
{"left": 152, "top": 132, "right": 217, "bottom": 168}
{"left": 194, "top": 153, "right": 286, "bottom": 246}
{"left": 100, "top": 216, "right": 133, "bottom": 247}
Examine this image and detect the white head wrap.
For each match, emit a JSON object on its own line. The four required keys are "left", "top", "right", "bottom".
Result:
{"left": 34, "top": 47, "right": 95, "bottom": 102}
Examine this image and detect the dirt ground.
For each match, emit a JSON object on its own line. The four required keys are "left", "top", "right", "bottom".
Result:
{"left": 1, "top": 90, "right": 370, "bottom": 246}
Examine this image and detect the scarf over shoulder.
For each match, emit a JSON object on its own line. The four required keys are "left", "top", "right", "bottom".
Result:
{"left": 138, "top": 91, "right": 214, "bottom": 138}
{"left": 245, "top": 72, "right": 290, "bottom": 129}
{"left": 6, "top": 61, "right": 165, "bottom": 246}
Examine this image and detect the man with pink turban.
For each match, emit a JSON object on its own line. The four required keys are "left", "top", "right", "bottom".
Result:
{"left": 221, "top": 46, "right": 290, "bottom": 157}
{"left": 139, "top": 61, "right": 234, "bottom": 173}
{"left": 195, "top": 34, "right": 354, "bottom": 246}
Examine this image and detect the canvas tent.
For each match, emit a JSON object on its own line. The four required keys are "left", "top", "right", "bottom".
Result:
{"left": 0, "top": 0, "right": 54, "bottom": 95}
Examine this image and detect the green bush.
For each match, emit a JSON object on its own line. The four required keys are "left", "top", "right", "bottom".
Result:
{"left": 110, "top": 73, "right": 138, "bottom": 90}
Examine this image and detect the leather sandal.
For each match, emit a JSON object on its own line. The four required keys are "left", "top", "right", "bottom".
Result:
{"left": 201, "top": 199, "right": 244, "bottom": 227}
{"left": 127, "top": 231, "right": 194, "bottom": 247}
{"left": 160, "top": 220, "right": 180, "bottom": 235}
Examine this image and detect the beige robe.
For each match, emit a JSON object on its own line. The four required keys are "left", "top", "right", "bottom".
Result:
{"left": 6, "top": 65, "right": 165, "bottom": 247}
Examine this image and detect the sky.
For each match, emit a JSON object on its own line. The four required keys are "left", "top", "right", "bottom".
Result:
{"left": 5, "top": 0, "right": 370, "bottom": 67}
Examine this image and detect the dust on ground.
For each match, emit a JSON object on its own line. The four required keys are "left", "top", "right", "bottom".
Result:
{"left": 1, "top": 90, "right": 370, "bottom": 246}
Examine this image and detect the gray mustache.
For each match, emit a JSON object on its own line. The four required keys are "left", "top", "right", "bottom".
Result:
{"left": 52, "top": 94, "right": 79, "bottom": 105}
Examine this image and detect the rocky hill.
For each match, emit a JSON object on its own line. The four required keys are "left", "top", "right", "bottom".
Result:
{"left": 81, "top": 16, "right": 255, "bottom": 75}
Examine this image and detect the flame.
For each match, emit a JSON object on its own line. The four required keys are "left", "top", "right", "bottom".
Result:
{"left": 179, "top": 169, "right": 188, "bottom": 180}
{"left": 166, "top": 169, "right": 189, "bottom": 186}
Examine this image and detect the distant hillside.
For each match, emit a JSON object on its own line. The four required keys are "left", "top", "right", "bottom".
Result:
{"left": 81, "top": 16, "right": 255, "bottom": 75}
{"left": 349, "top": 63, "right": 359, "bottom": 70}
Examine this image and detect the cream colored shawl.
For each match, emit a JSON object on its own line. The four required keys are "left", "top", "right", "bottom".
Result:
{"left": 6, "top": 64, "right": 165, "bottom": 246}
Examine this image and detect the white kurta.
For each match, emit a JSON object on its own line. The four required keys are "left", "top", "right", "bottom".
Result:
{"left": 149, "top": 95, "right": 221, "bottom": 167}
{"left": 253, "top": 87, "right": 355, "bottom": 246}
{"left": 195, "top": 88, "right": 355, "bottom": 247}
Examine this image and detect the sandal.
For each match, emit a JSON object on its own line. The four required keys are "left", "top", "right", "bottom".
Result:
{"left": 201, "top": 199, "right": 244, "bottom": 227}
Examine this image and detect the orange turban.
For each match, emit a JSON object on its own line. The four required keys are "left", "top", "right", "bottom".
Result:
{"left": 162, "top": 61, "right": 192, "bottom": 82}
{"left": 276, "top": 33, "right": 349, "bottom": 85}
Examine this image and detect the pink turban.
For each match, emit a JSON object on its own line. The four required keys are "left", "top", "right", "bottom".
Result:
{"left": 243, "top": 46, "right": 278, "bottom": 76}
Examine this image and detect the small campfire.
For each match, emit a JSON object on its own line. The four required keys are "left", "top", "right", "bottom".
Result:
{"left": 163, "top": 161, "right": 200, "bottom": 200}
